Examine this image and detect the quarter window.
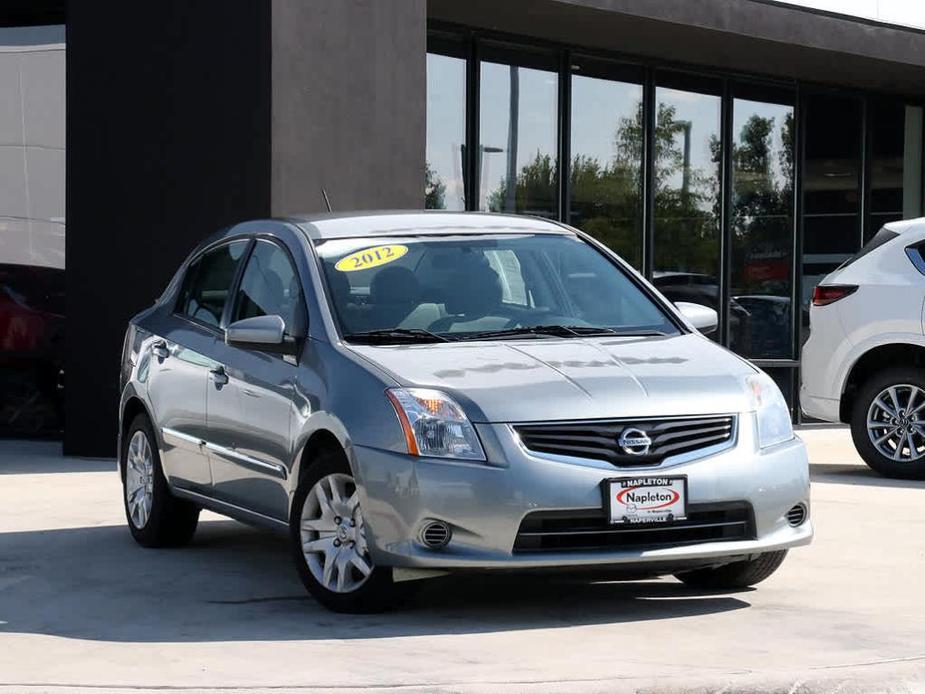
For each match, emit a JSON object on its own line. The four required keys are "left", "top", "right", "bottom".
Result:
{"left": 176, "top": 240, "right": 249, "bottom": 328}
{"left": 232, "top": 240, "right": 305, "bottom": 337}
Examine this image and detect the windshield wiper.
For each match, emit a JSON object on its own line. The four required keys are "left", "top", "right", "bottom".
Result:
{"left": 456, "top": 325, "right": 621, "bottom": 341}
{"left": 343, "top": 328, "right": 453, "bottom": 344}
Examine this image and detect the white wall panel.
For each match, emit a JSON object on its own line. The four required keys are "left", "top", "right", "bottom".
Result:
{"left": 0, "top": 25, "right": 65, "bottom": 270}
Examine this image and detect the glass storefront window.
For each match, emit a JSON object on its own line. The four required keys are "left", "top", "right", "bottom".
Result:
{"left": 479, "top": 58, "right": 558, "bottom": 218}
{"left": 425, "top": 52, "right": 467, "bottom": 211}
{"left": 568, "top": 67, "right": 644, "bottom": 268}
{"left": 729, "top": 96, "right": 795, "bottom": 359}
{"left": 652, "top": 82, "right": 722, "bottom": 337}
{"left": 868, "top": 100, "right": 924, "bottom": 240}
{"left": 0, "top": 25, "right": 65, "bottom": 437}
{"left": 802, "top": 94, "right": 862, "bottom": 306}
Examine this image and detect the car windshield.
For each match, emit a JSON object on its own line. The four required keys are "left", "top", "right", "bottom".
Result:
{"left": 314, "top": 233, "right": 679, "bottom": 343}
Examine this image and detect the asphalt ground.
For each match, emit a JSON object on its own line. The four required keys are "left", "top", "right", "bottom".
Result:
{"left": 1, "top": 428, "right": 923, "bottom": 693}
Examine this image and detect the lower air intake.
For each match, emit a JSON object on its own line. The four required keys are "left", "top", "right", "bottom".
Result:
{"left": 420, "top": 520, "right": 451, "bottom": 549}
{"left": 786, "top": 503, "right": 807, "bottom": 527}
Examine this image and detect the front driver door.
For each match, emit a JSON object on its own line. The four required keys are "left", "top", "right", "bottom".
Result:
{"left": 206, "top": 238, "right": 307, "bottom": 520}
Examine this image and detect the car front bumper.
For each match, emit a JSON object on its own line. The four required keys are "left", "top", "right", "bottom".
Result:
{"left": 351, "top": 413, "right": 812, "bottom": 572}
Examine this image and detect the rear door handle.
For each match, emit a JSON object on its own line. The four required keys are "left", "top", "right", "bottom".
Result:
{"left": 210, "top": 365, "right": 229, "bottom": 386}
{"left": 152, "top": 341, "right": 169, "bottom": 360}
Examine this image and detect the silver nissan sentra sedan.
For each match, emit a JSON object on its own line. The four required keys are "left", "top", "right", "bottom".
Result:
{"left": 119, "top": 211, "right": 812, "bottom": 612}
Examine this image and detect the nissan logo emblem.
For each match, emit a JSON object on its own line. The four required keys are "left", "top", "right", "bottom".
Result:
{"left": 618, "top": 427, "right": 652, "bottom": 455}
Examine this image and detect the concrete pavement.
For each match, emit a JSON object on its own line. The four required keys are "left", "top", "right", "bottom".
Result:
{"left": 1, "top": 430, "right": 924, "bottom": 693}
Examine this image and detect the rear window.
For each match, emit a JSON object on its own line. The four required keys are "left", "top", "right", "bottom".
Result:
{"left": 838, "top": 226, "right": 899, "bottom": 270}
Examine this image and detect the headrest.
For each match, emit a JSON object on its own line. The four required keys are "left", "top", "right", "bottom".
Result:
{"left": 444, "top": 263, "right": 502, "bottom": 316}
{"left": 369, "top": 266, "right": 420, "bottom": 306}
{"left": 326, "top": 268, "right": 351, "bottom": 303}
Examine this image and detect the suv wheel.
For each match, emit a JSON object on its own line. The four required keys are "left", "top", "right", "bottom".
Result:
{"left": 290, "top": 448, "right": 398, "bottom": 613}
{"left": 674, "top": 550, "right": 787, "bottom": 590}
{"left": 851, "top": 368, "right": 925, "bottom": 479}
{"left": 121, "top": 413, "right": 199, "bottom": 547}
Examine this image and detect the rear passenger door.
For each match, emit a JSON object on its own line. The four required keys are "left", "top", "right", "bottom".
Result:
{"left": 147, "top": 239, "right": 249, "bottom": 492}
{"left": 205, "top": 238, "right": 308, "bottom": 520}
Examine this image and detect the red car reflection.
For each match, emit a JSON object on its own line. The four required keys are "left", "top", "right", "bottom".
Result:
{"left": 0, "top": 264, "right": 64, "bottom": 436}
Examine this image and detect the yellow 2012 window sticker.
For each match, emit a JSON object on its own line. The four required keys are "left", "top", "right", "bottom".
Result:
{"left": 334, "top": 244, "right": 409, "bottom": 272}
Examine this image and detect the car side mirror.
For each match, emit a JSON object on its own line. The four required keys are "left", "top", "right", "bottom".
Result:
{"left": 675, "top": 301, "right": 718, "bottom": 335}
{"left": 226, "top": 315, "right": 299, "bottom": 354}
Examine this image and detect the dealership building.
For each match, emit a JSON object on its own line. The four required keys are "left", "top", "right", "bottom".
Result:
{"left": 3, "top": 1, "right": 925, "bottom": 455}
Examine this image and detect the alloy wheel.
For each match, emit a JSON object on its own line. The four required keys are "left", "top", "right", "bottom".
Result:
{"left": 125, "top": 430, "right": 155, "bottom": 528}
{"left": 867, "top": 384, "right": 925, "bottom": 462}
{"left": 299, "top": 473, "right": 374, "bottom": 593}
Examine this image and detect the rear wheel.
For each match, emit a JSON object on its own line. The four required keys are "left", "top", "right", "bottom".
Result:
{"left": 290, "top": 448, "right": 398, "bottom": 613}
{"left": 850, "top": 368, "right": 925, "bottom": 480}
{"left": 674, "top": 550, "right": 787, "bottom": 589}
{"left": 121, "top": 413, "right": 199, "bottom": 547}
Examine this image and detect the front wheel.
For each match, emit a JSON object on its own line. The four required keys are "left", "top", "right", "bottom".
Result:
{"left": 121, "top": 413, "right": 199, "bottom": 547}
{"left": 850, "top": 368, "right": 925, "bottom": 479}
{"left": 674, "top": 550, "right": 787, "bottom": 589}
{"left": 290, "top": 449, "right": 398, "bottom": 613}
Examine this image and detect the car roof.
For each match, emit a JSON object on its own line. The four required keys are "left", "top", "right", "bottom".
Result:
{"left": 883, "top": 217, "right": 925, "bottom": 235}
{"left": 285, "top": 210, "right": 574, "bottom": 240}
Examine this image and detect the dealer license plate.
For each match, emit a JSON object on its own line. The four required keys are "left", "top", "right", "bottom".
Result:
{"left": 605, "top": 477, "right": 687, "bottom": 524}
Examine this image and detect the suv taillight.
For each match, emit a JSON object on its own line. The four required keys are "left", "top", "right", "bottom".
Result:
{"left": 812, "top": 284, "right": 858, "bottom": 306}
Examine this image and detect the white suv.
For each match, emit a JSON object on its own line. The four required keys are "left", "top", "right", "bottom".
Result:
{"left": 802, "top": 218, "right": 925, "bottom": 479}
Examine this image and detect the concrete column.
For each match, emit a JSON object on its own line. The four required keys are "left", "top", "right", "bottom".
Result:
{"left": 270, "top": 0, "right": 427, "bottom": 216}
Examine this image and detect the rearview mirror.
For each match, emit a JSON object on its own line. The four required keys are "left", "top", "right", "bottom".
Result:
{"left": 675, "top": 301, "right": 718, "bottom": 335}
{"left": 226, "top": 315, "right": 298, "bottom": 354}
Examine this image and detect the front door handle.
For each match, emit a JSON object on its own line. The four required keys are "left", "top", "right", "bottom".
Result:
{"left": 210, "top": 366, "right": 229, "bottom": 386}
{"left": 152, "top": 341, "right": 169, "bottom": 360}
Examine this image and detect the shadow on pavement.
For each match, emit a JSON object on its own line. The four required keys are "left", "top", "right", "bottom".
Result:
{"left": 810, "top": 463, "right": 925, "bottom": 489}
{"left": 0, "top": 440, "right": 113, "bottom": 475}
{"left": 0, "top": 519, "right": 750, "bottom": 643}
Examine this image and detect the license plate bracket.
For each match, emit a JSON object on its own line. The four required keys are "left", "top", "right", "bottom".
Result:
{"left": 604, "top": 476, "right": 688, "bottom": 524}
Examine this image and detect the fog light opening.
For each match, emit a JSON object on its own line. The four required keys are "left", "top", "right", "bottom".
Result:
{"left": 420, "top": 520, "right": 452, "bottom": 549}
{"left": 786, "top": 503, "right": 807, "bottom": 527}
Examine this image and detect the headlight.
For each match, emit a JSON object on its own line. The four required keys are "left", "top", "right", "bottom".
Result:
{"left": 744, "top": 372, "right": 794, "bottom": 449}
{"left": 386, "top": 388, "right": 486, "bottom": 461}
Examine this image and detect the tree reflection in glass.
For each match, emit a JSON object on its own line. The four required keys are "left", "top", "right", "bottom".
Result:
{"left": 729, "top": 99, "right": 795, "bottom": 359}
{"left": 567, "top": 74, "right": 643, "bottom": 268}
{"left": 481, "top": 61, "right": 558, "bottom": 218}
{"left": 652, "top": 87, "right": 722, "bottom": 340}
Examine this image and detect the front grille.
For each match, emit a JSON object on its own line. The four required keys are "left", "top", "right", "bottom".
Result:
{"left": 514, "top": 415, "right": 735, "bottom": 467}
{"left": 513, "top": 502, "right": 754, "bottom": 553}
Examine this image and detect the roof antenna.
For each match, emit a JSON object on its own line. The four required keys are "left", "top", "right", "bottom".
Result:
{"left": 321, "top": 188, "right": 333, "bottom": 213}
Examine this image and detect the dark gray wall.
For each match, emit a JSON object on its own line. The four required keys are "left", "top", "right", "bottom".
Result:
{"left": 66, "top": 0, "right": 429, "bottom": 456}
{"left": 429, "top": 0, "right": 925, "bottom": 95}
{"left": 271, "top": 0, "right": 427, "bottom": 215}
{"left": 66, "top": 1, "right": 272, "bottom": 456}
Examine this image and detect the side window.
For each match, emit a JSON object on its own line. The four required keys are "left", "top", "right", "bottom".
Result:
{"left": 176, "top": 240, "right": 249, "bottom": 327}
{"left": 233, "top": 240, "right": 306, "bottom": 336}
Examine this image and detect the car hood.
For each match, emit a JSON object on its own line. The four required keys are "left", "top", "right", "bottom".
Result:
{"left": 348, "top": 333, "right": 757, "bottom": 422}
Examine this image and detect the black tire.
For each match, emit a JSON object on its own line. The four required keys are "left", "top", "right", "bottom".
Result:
{"left": 121, "top": 413, "right": 199, "bottom": 548}
{"left": 290, "top": 447, "right": 399, "bottom": 613}
{"left": 850, "top": 367, "right": 925, "bottom": 480}
{"left": 674, "top": 550, "right": 787, "bottom": 590}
